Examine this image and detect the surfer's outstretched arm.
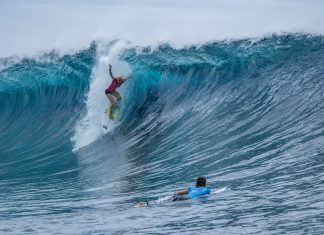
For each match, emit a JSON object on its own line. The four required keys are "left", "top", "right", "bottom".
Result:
{"left": 109, "top": 64, "right": 115, "bottom": 79}
{"left": 174, "top": 189, "right": 188, "bottom": 195}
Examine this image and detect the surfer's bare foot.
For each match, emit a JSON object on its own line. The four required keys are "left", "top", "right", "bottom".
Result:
{"left": 109, "top": 113, "right": 114, "bottom": 120}
{"left": 134, "top": 201, "right": 148, "bottom": 207}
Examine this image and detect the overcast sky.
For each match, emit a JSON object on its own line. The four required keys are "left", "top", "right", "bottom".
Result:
{"left": 1, "top": 0, "right": 323, "bottom": 57}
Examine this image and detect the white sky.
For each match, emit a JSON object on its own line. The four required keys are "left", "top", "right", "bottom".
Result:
{"left": 1, "top": 0, "right": 323, "bottom": 57}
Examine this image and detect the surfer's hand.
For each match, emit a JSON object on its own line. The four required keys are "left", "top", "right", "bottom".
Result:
{"left": 109, "top": 64, "right": 112, "bottom": 70}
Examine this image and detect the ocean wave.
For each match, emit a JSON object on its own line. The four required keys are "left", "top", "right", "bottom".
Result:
{"left": 1, "top": 34, "right": 324, "bottom": 234}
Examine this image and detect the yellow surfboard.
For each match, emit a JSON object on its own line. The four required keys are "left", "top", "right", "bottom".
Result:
{"left": 102, "top": 102, "right": 121, "bottom": 132}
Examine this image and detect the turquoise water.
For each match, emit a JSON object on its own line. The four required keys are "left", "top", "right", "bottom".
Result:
{"left": 1, "top": 35, "right": 324, "bottom": 234}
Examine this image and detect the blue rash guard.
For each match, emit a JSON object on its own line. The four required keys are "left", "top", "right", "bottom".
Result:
{"left": 187, "top": 186, "right": 211, "bottom": 199}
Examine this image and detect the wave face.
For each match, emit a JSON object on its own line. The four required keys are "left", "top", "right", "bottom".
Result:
{"left": 0, "top": 46, "right": 95, "bottom": 180}
{"left": 1, "top": 35, "right": 324, "bottom": 234}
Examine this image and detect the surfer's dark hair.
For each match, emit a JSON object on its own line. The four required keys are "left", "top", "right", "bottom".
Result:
{"left": 196, "top": 177, "right": 206, "bottom": 187}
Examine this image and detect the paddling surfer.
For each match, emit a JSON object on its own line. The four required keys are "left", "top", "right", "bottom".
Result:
{"left": 133, "top": 177, "right": 211, "bottom": 207}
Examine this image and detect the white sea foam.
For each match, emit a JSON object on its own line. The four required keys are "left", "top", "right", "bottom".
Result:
{"left": 1, "top": 0, "right": 324, "bottom": 58}
{"left": 72, "top": 41, "right": 132, "bottom": 151}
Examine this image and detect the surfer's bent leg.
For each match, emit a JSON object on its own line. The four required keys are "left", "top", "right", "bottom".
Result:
{"left": 112, "top": 90, "right": 122, "bottom": 101}
{"left": 105, "top": 89, "right": 115, "bottom": 120}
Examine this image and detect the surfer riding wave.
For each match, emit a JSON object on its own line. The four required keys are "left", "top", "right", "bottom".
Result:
{"left": 105, "top": 64, "right": 127, "bottom": 120}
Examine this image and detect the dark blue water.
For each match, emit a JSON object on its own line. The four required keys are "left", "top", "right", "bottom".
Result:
{"left": 1, "top": 35, "right": 324, "bottom": 234}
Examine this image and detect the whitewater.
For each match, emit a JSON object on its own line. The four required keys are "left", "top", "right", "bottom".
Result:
{"left": 1, "top": 1, "right": 324, "bottom": 234}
